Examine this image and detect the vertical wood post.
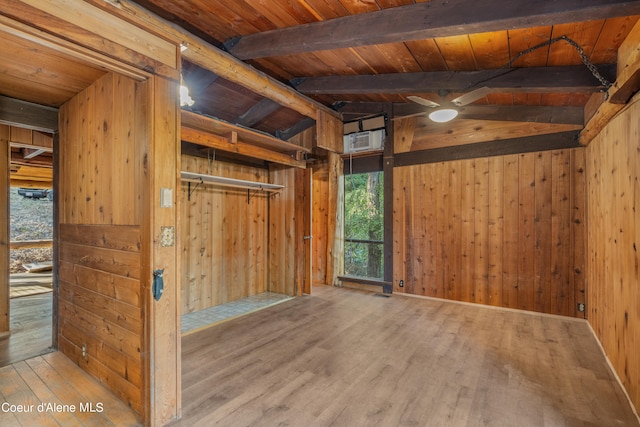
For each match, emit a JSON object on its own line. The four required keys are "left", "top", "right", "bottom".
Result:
{"left": 383, "top": 105, "right": 394, "bottom": 289}
{"left": 316, "top": 110, "right": 344, "bottom": 286}
{"left": 0, "top": 126, "right": 9, "bottom": 336}
{"left": 142, "top": 75, "right": 181, "bottom": 426}
{"left": 51, "top": 133, "right": 59, "bottom": 348}
{"left": 325, "top": 151, "right": 344, "bottom": 286}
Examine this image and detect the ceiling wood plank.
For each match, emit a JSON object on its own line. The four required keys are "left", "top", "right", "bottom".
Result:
{"left": 468, "top": 31, "right": 510, "bottom": 69}
{"left": 547, "top": 21, "right": 605, "bottom": 66}
{"left": 0, "top": 96, "right": 58, "bottom": 133}
{"left": 292, "top": 65, "right": 616, "bottom": 94}
{"left": 404, "top": 39, "right": 448, "bottom": 71}
{"left": 590, "top": 16, "right": 640, "bottom": 64}
{"left": 224, "top": 0, "right": 640, "bottom": 59}
{"left": 434, "top": 35, "right": 477, "bottom": 70}
{"left": 394, "top": 131, "right": 581, "bottom": 167}
{"left": 351, "top": 43, "right": 424, "bottom": 73}
{"left": 506, "top": 26, "right": 553, "bottom": 67}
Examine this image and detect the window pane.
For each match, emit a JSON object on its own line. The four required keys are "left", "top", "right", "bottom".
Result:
{"left": 344, "top": 171, "right": 383, "bottom": 279}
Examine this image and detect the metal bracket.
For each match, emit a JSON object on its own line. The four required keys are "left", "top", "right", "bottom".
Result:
{"left": 188, "top": 177, "right": 203, "bottom": 201}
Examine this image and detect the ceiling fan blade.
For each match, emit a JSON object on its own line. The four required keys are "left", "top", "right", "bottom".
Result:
{"left": 407, "top": 95, "right": 440, "bottom": 108}
{"left": 391, "top": 111, "right": 428, "bottom": 121}
{"left": 450, "top": 87, "right": 493, "bottom": 106}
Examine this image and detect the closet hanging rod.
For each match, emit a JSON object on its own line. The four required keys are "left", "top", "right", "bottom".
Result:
{"left": 181, "top": 171, "right": 284, "bottom": 192}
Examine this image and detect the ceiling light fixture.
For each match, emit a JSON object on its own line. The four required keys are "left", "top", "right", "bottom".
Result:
{"left": 179, "top": 73, "right": 194, "bottom": 107}
{"left": 180, "top": 85, "right": 194, "bottom": 107}
{"left": 428, "top": 108, "right": 458, "bottom": 123}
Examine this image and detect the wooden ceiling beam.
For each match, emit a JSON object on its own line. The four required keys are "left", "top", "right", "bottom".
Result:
{"left": 234, "top": 99, "right": 281, "bottom": 128}
{"left": 293, "top": 65, "right": 616, "bottom": 95}
{"left": 276, "top": 117, "right": 316, "bottom": 141}
{"left": 224, "top": 0, "right": 640, "bottom": 59}
{"left": 394, "top": 131, "right": 581, "bottom": 167}
{"left": 0, "top": 96, "right": 58, "bottom": 133}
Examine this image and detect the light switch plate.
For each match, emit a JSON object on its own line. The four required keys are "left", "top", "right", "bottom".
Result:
{"left": 160, "top": 188, "right": 173, "bottom": 208}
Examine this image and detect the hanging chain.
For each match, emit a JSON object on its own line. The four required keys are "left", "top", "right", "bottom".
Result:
{"left": 469, "top": 35, "right": 612, "bottom": 95}
{"left": 504, "top": 35, "right": 612, "bottom": 89}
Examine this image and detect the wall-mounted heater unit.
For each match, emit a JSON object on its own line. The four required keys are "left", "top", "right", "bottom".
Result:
{"left": 343, "top": 129, "right": 385, "bottom": 154}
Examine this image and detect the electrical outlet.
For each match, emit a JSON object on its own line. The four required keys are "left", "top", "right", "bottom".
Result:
{"left": 577, "top": 303, "right": 586, "bottom": 312}
{"left": 82, "top": 343, "right": 87, "bottom": 360}
{"left": 399, "top": 279, "right": 404, "bottom": 288}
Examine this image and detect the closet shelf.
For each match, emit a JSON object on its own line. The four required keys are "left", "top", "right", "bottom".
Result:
{"left": 181, "top": 171, "right": 284, "bottom": 192}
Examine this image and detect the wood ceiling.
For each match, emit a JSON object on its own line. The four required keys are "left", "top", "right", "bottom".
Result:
{"left": 134, "top": 0, "right": 640, "bottom": 143}
{"left": 1, "top": 0, "right": 639, "bottom": 162}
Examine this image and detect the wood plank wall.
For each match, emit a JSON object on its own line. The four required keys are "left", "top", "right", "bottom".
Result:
{"left": 269, "top": 165, "right": 307, "bottom": 296}
{"left": 393, "top": 148, "right": 586, "bottom": 317}
{"left": 586, "top": 97, "right": 640, "bottom": 412}
{"left": 58, "top": 224, "right": 142, "bottom": 413}
{"left": 58, "top": 72, "right": 146, "bottom": 415}
{"left": 180, "top": 155, "right": 269, "bottom": 313}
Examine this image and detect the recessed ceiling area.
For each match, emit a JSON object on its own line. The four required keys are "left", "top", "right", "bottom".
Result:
{"left": 0, "top": 29, "right": 106, "bottom": 108}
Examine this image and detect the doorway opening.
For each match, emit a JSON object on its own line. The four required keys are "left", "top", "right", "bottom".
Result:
{"left": 0, "top": 125, "right": 54, "bottom": 366}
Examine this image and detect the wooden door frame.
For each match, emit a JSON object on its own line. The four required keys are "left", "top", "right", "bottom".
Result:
{"left": 0, "top": 127, "right": 9, "bottom": 338}
{"left": 303, "top": 168, "right": 312, "bottom": 294}
{"left": 0, "top": 12, "right": 181, "bottom": 426}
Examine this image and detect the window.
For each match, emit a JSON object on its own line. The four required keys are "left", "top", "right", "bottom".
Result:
{"left": 344, "top": 171, "right": 383, "bottom": 280}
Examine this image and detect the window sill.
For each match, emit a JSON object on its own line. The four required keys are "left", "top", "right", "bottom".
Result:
{"left": 338, "top": 276, "right": 392, "bottom": 293}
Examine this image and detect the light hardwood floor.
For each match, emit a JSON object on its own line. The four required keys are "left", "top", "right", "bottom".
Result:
{"left": 0, "top": 352, "right": 140, "bottom": 426}
{"left": 0, "top": 293, "right": 53, "bottom": 367}
{"left": 175, "top": 285, "right": 639, "bottom": 427}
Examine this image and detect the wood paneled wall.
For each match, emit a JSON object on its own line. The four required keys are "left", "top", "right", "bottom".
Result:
{"left": 58, "top": 224, "right": 142, "bottom": 413}
{"left": 586, "top": 97, "right": 640, "bottom": 412}
{"left": 180, "top": 155, "right": 269, "bottom": 313}
{"left": 58, "top": 72, "right": 147, "bottom": 416}
{"left": 393, "top": 148, "right": 586, "bottom": 317}
{"left": 268, "top": 165, "right": 307, "bottom": 296}
{"left": 59, "top": 73, "right": 144, "bottom": 226}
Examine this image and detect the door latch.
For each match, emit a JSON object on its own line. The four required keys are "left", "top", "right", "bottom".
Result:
{"left": 153, "top": 269, "right": 165, "bottom": 301}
